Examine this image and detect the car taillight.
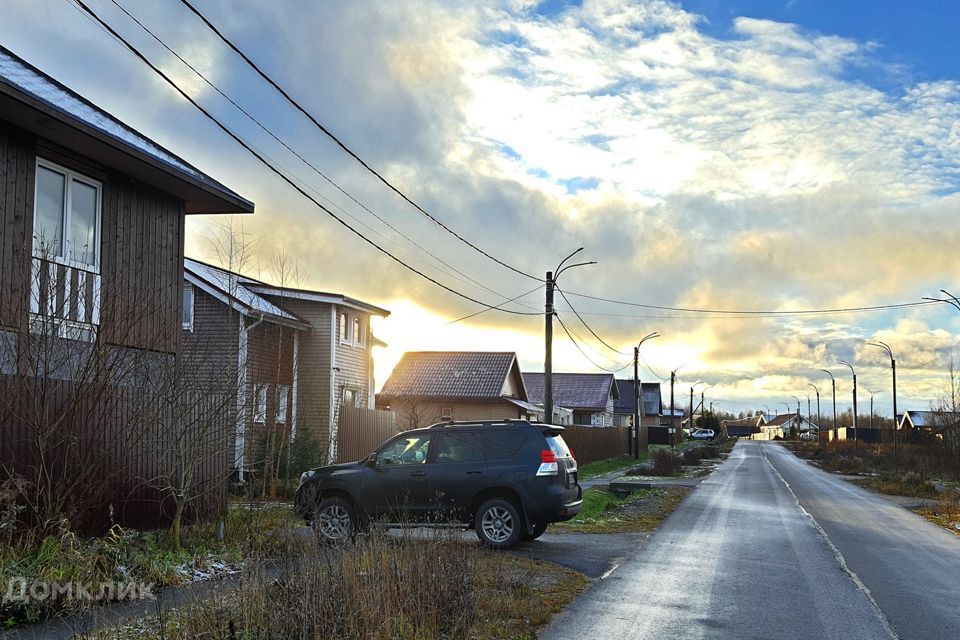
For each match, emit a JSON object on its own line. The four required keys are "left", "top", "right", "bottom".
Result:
{"left": 569, "top": 447, "right": 576, "bottom": 461}
{"left": 537, "top": 449, "right": 558, "bottom": 476}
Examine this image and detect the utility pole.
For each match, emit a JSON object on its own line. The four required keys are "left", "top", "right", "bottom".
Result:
{"left": 544, "top": 270, "right": 554, "bottom": 425}
{"left": 689, "top": 386, "right": 694, "bottom": 437}
{"left": 632, "top": 346, "right": 639, "bottom": 458}
{"left": 543, "top": 249, "right": 596, "bottom": 426}
{"left": 670, "top": 371, "right": 676, "bottom": 448}
{"left": 808, "top": 382, "right": 820, "bottom": 444}
{"left": 869, "top": 341, "right": 898, "bottom": 460}
{"left": 820, "top": 369, "right": 837, "bottom": 441}
{"left": 840, "top": 360, "right": 858, "bottom": 453}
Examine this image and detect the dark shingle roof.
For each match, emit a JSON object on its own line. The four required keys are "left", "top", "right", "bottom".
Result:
{"left": 613, "top": 380, "right": 662, "bottom": 415}
{"left": 522, "top": 372, "right": 617, "bottom": 410}
{"left": 380, "top": 352, "right": 523, "bottom": 400}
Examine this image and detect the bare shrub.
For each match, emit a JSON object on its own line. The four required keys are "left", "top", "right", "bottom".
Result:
{"left": 650, "top": 448, "right": 683, "bottom": 476}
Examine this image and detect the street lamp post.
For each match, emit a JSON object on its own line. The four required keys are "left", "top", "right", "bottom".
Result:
{"left": 869, "top": 341, "right": 898, "bottom": 460}
{"left": 807, "top": 383, "right": 820, "bottom": 427}
{"left": 632, "top": 331, "right": 660, "bottom": 458}
{"left": 840, "top": 360, "right": 858, "bottom": 453}
{"left": 544, "top": 248, "right": 596, "bottom": 424}
{"left": 791, "top": 395, "right": 802, "bottom": 439}
{"left": 819, "top": 369, "right": 837, "bottom": 440}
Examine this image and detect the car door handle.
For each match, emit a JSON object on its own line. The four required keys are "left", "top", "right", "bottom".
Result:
{"left": 410, "top": 470, "right": 426, "bottom": 477}
{"left": 466, "top": 470, "right": 482, "bottom": 475}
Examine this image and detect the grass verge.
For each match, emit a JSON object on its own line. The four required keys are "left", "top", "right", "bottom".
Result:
{"left": 850, "top": 473, "right": 940, "bottom": 499}
{"left": 86, "top": 531, "right": 589, "bottom": 640}
{"left": 552, "top": 486, "right": 691, "bottom": 534}
{"left": 916, "top": 495, "right": 960, "bottom": 537}
{"left": 578, "top": 453, "right": 647, "bottom": 480}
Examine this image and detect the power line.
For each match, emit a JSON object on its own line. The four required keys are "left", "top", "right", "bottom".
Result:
{"left": 560, "top": 292, "right": 940, "bottom": 316}
{"left": 445, "top": 285, "right": 542, "bottom": 325}
{"left": 108, "top": 0, "right": 538, "bottom": 312}
{"left": 555, "top": 314, "right": 632, "bottom": 373}
{"left": 71, "top": 0, "right": 544, "bottom": 317}
{"left": 176, "top": 0, "right": 544, "bottom": 284}
{"left": 555, "top": 286, "right": 632, "bottom": 356}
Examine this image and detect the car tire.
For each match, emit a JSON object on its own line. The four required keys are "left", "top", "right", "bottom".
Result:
{"left": 521, "top": 522, "right": 547, "bottom": 541}
{"left": 475, "top": 498, "right": 523, "bottom": 550}
{"left": 311, "top": 496, "right": 356, "bottom": 544}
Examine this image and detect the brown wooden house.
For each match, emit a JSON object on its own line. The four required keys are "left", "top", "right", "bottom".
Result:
{"left": 0, "top": 45, "right": 253, "bottom": 528}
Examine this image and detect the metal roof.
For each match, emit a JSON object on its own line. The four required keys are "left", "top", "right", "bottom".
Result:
{"left": 0, "top": 45, "right": 253, "bottom": 214}
{"left": 522, "top": 372, "right": 618, "bottom": 410}
{"left": 380, "top": 352, "right": 526, "bottom": 401}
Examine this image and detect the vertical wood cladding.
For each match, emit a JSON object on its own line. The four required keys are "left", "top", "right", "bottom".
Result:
{"left": 0, "top": 122, "right": 185, "bottom": 354}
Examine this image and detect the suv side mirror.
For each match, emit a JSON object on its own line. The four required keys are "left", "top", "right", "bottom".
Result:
{"left": 366, "top": 455, "right": 377, "bottom": 468}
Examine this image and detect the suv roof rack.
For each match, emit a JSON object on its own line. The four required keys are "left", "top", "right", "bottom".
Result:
{"left": 426, "top": 419, "right": 534, "bottom": 429}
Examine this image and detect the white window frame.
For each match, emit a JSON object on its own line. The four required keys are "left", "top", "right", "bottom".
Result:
{"left": 33, "top": 158, "right": 102, "bottom": 273}
{"left": 353, "top": 315, "right": 366, "bottom": 348}
{"left": 253, "top": 384, "right": 268, "bottom": 424}
{"left": 342, "top": 387, "right": 361, "bottom": 408}
{"left": 276, "top": 385, "right": 289, "bottom": 424}
{"left": 182, "top": 283, "right": 195, "bottom": 331}
{"left": 338, "top": 311, "right": 351, "bottom": 345}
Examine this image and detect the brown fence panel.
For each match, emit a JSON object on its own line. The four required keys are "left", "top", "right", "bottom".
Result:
{"left": 560, "top": 424, "right": 629, "bottom": 466}
{"left": 336, "top": 406, "right": 398, "bottom": 463}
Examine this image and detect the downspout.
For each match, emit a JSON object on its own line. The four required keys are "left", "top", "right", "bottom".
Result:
{"left": 235, "top": 313, "right": 264, "bottom": 483}
{"left": 328, "top": 306, "right": 337, "bottom": 465}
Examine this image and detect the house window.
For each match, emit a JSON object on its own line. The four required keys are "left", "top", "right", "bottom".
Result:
{"left": 441, "top": 407, "right": 453, "bottom": 419}
{"left": 33, "top": 159, "right": 101, "bottom": 270}
{"left": 342, "top": 388, "right": 361, "bottom": 408}
{"left": 339, "top": 312, "right": 350, "bottom": 344}
{"left": 253, "top": 384, "right": 268, "bottom": 424}
{"left": 182, "top": 283, "right": 194, "bottom": 331}
{"left": 276, "top": 385, "right": 289, "bottom": 424}
{"left": 353, "top": 316, "right": 364, "bottom": 347}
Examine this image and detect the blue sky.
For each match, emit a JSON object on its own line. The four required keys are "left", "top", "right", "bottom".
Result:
{"left": 2, "top": 0, "right": 959, "bottom": 414}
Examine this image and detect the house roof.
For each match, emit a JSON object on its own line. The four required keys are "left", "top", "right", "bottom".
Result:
{"left": 722, "top": 416, "right": 766, "bottom": 428}
{"left": 184, "top": 258, "right": 389, "bottom": 329}
{"left": 901, "top": 410, "right": 960, "bottom": 428}
{"left": 613, "top": 380, "right": 662, "bottom": 415}
{"left": 380, "top": 352, "right": 527, "bottom": 401}
{"left": 0, "top": 45, "right": 253, "bottom": 215}
{"left": 523, "top": 372, "right": 618, "bottom": 411}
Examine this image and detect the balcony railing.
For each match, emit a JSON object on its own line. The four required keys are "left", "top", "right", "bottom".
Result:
{"left": 29, "top": 256, "right": 101, "bottom": 331}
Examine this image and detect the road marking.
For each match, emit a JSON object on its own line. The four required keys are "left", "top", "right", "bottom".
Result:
{"left": 761, "top": 445, "right": 901, "bottom": 640}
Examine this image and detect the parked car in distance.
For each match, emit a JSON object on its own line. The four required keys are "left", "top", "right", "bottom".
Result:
{"left": 690, "top": 428, "right": 715, "bottom": 441}
{"left": 294, "top": 420, "right": 582, "bottom": 549}
{"left": 799, "top": 431, "right": 819, "bottom": 441}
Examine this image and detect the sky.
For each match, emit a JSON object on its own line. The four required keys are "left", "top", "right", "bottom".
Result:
{"left": 3, "top": 0, "right": 960, "bottom": 418}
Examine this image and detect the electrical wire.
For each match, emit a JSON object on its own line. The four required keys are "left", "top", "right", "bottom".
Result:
{"left": 71, "top": 0, "right": 544, "bottom": 317}
{"left": 555, "top": 286, "right": 632, "bottom": 355}
{"left": 445, "top": 285, "right": 542, "bottom": 325}
{"left": 176, "top": 0, "right": 544, "bottom": 284}
{"left": 559, "top": 291, "right": 940, "bottom": 317}
{"left": 108, "top": 0, "right": 538, "bottom": 312}
{"left": 555, "top": 314, "right": 632, "bottom": 373}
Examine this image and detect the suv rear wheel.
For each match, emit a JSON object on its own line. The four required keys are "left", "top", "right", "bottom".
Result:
{"left": 475, "top": 498, "right": 522, "bottom": 549}
{"left": 312, "top": 496, "right": 356, "bottom": 544}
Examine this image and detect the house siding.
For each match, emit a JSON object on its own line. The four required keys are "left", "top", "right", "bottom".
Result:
{"left": 381, "top": 399, "right": 526, "bottom": 426}
{"left": 0, "top": 124, "right": 185, "bottom": 356}
{"left": 278, "top": 299, "right": 333, "bottom": 451}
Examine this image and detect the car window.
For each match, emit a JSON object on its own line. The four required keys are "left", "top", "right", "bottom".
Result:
{"left": 484, "top": 429, "right": 527, "bottom": 461}
{"left": 544, "top": 434, "right": 571, "bottom": 458}
{"left": 433, "top": 431, "right": 483, "bottom": 463}
{"left": 376, "top": 435, "right": 431, "bottom": 465}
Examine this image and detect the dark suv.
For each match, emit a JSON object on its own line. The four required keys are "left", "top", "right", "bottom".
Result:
{"left": 294, "top": 420, "right": 582, "bottom": 549}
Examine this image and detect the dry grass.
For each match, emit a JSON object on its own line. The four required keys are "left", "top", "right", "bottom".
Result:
{"left": 86, "top": 528, "right": 588, "bottom": 640}
{"left": 916, "top": 494, "right": 960, "bottom": 537}
{"left": 851, "top": 472, "right": 940, "bottom": 499}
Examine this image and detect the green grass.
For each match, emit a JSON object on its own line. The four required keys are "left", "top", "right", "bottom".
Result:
{"left": 552, "top": 486, "right": 690, "bottom": 533}
{"left": 578, "top": 453, "right": 647, "bottom": 480}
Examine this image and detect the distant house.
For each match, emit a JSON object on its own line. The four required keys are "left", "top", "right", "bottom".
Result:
{"left": 613, "top": 380, "right": 662, "bottom": 428}
{"left": 524, "top": 372, "right": 618, "bottom": 426}
{"left": 722, "top": 415, "right": 766, "bottom": 438}
{"left": 0, "top": 45, "right": 253, "bottom": 527}
{"left": 183, "top": 259, "right": 389, "bottom": 477}
{"left": 899, "top": 410, "right": 960, "bottom": 440}
{"left": 377, "top": 351, "right": 540, "bottom": 427}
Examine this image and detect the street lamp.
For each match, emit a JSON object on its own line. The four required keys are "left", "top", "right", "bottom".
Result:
{"left": 839, "top": 359, "right": 858, "bottom": 451}
{"left": 807, "top": 382, "right": 821, "bottom": 435}
{"left": 632, "top": 331, "right": 660, "bottom": 458}
{"left": 791, "top": 395, "right": 802, "bottom": 439}
{"left": 865, "top": 388, "right": 881, "bottom": 431}
{"left": 868, "top": 340, "right": 898, "bottom": 459}
{"left": 670, "top": 365, "right": 685, "bottom": 448}
{"left": 819, "top": 369, "right": 837, "bottom": 439}
{"left": 544, "top": 248, "right": 596, "bottom": 423}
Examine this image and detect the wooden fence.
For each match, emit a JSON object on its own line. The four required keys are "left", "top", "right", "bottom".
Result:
{"left": 560, "top": 424, "right": 630, "bottom": 465}
{"left": 336, "top": 406, "right": 398, "bottom": 463}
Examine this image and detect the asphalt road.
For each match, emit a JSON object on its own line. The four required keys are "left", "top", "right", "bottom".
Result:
{"left": 542, "top": 440, "right": 960, "bottom": 640}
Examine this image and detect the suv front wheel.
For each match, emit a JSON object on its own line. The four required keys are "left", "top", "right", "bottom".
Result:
{"left": 475, "top": 498, "right": 523, "bottom": 549}
{"left": 312, "top": 496, "right": 356, "bottom": 544}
